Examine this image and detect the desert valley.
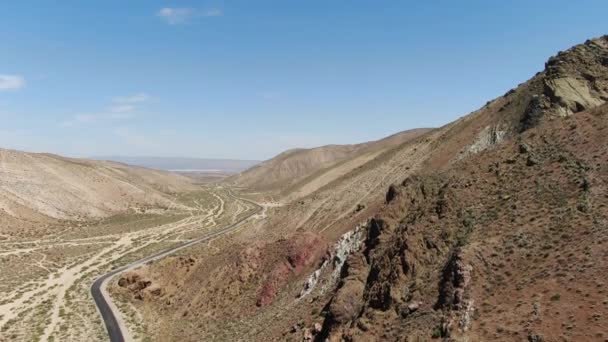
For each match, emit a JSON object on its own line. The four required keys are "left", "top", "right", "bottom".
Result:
{"left": 1, "top": 34, "right": 607, "bottom": 342}
{"left": 2, "top": 2, "right": 608, "bottom": 341}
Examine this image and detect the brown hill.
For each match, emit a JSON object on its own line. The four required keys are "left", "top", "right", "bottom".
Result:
{"left": 113, "top": 36, "right": 608, "bottom": 341}
{"left": 312, "top": 35, "right": 608, "bottom": 341}
{"left": 0, "top": 148, "right": 195, "bottom": 237}
{"left": 227, "top": 128, "right": 430, "bottom": 196}
{"left": 318, "top": 102, "right": 608, "bottom": 341}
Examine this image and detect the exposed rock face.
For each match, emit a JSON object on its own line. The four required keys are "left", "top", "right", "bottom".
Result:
{"left": 257, "top": 263, "right": 292, "bottom": 307}
{"left": 318, "top": 174, "right": 466, "bottom": 340}
{"left": 544, "top": 77, "right": 604, "bottom": 116}
{"left": 286, "top": 232, "right": 327, "bottom": 273}
{"left": 328, "top": 253, "right": 369, "bottom": 323}
{"left": 117, "top": 257, "right": 198, "bottom": 301}
{"left": 298, "top": 224, "right": 366, "bottom": 298}
{"left": 465, "top": 124, "right": 507, "bottom": 156}
{"left": 435, "top": 249, "right": 472, "bottom": 311}
{"left": 538, "top": 36, "right": 608, "bottom": 120}
{"left": 117, "top": 273, "right": 149, "bottom": 290}
{"left": 520, "top": 94, "right": 550, "bottom": 132}
{"left": 464, "top": 35, "right": 608, "bottom": 153}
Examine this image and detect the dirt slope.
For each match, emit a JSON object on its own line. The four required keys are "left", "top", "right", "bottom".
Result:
{"left": 0, "top": 149, "right": 195, "bottom": 237}
{"left": 228, "top": 128, "right": 430, "bottom": 195}
{"left": 114, "top": 35, "right": 608, "bottom": 341}
{"left": 236, "top": 35, "right": 608, "bottom": 240}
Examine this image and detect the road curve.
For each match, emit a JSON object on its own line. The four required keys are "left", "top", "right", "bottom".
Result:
{"left": 91, "top": 191, "right": 262, "bottom": 342}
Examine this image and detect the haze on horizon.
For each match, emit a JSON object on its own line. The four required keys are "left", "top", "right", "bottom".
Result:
{"left": 1, "top": 0, "right": 607, "bottom": 160}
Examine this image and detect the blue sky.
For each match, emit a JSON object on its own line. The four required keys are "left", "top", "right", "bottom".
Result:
{"left": 1, "top": 1, "right": 607, "bottom": 160}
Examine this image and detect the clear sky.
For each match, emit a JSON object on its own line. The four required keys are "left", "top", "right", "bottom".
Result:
{"left": 1, "top": 1, "right": 607, "bottom": 160}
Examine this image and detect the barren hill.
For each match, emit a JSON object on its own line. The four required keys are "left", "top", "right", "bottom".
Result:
{"left": 0, "top": 148, "right": 195, "bottom": 237}
{"left": 112, "top": 36, "right": 608, "bottom": 342}
{"left": 228, "top": 128, "right": 430, "bottom": 196}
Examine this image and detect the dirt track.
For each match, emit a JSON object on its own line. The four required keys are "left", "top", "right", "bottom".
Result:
{"left": 91, "top": 190, "right": 261, "bottom": 342}
{"left": 0, "top": 186, "right": 251, "bottom": 342}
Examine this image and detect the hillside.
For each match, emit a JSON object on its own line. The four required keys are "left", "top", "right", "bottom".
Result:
{"left": 228, "top": 128, "right": 430, "bottom": 196}
{"left": 316, "top": 103, "right": 608, "bottom": 341}
{"left": 0, "top": 149, "right": 195, "bottom": 237}
{"left": 298, "top": 35, "right": 608, "bottom": 341}
{"left": 111, "top": 36, "right": 608, "bottom": 341}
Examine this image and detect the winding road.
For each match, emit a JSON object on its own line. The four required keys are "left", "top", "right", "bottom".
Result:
{"left": 91, "top": 192, "right": 262, "bottom": 342}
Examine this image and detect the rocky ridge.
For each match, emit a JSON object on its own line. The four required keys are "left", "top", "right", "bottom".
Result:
{"left": 112, "top": 35, "right": 608, "bottom": 342}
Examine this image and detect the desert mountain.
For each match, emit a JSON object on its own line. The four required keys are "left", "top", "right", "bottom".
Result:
{"left": 113, "top": 36, "right": 608, "bottom": 342}
{"left": 311, "top": 35, "right": 608, "bottom": 341}
{"left": 0, "top": 148, "right": 195, "bottom": 237}
{"left": 228, "top": 128, "right": 430, "bottom": 196}
{"left": 231, "top": 35, "right": 608, "bottom": 226}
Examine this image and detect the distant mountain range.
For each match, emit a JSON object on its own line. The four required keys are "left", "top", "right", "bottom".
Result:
{"left": 93, "top": 156, "right": 260, "bottom": 173}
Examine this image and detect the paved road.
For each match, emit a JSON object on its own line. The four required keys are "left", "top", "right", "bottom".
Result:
{"left": 91, "top": 192, "right": 262, "bottom": 342}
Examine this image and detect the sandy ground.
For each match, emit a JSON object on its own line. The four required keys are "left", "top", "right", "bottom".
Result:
{"left": 0, "top": 186, "right": 247, "bottom": 342}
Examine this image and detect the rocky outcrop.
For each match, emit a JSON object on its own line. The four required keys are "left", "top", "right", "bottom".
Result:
{"left": 532, "top": 36, "right": 608, "bottom": 124}
{"left": 117, "top": 272, "right": 163, "bottom": 301}
{"left": 315, "top": 100, "right": 608, "bottom": 341}
{"left": 327, "top": 253, "right": 369, "bottom": 324}
{"left": 464, "top": 124, "right": 507, "bottom": 156}
{"left": 298, "top": 224, "right": 366, "bottom": 298}
{"left": 462, "top": 35, "right": 608, "bottom": 156}
{"left": 118, "top": 273, "right": 151, "bottom": 291}
{"left": 435, "top": 249, "right": 472, "bottom": 311}
{"left": 544, "top": 77, "right": 604, "bottom": 116}
{"left": 386, "top": 184, "right": 400, "bottom": 203}
{"left": 520, "top": 94, "right": 551, "bottom": 132}
{"left": 316, "top": 175, "right": 472, "bottom": 340}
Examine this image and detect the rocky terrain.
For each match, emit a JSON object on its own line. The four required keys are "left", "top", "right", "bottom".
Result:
{"left": 112, "top": 35, "right": 608, "bottom": 341}
{"left": 313, "top": 35, "right": 608, "bottom": 342}
{"left": 318, "top": 103, "right": 608, "bottom": 341}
